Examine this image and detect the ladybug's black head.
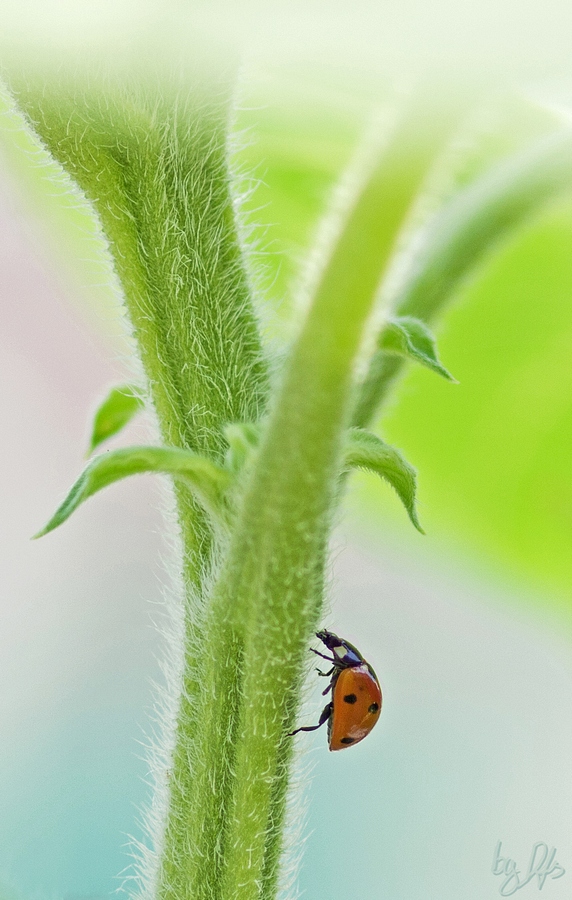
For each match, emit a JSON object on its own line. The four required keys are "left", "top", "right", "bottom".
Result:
{"left": 316, "top": 630, "right": 364, "bottom": 667}
{"left": 316, "top": 629, "right": 339, "bottom": 649}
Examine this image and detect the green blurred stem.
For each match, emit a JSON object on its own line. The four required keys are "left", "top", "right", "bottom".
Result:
{"left": 353, "top": 129, "right": 572, "bottom": 428}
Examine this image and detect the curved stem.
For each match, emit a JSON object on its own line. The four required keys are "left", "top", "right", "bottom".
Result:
{"left": 352, "top": 129, "right": 572, "bottom": 428}
{"left": 199, "top": 96, "right": 462, "bottom": 900}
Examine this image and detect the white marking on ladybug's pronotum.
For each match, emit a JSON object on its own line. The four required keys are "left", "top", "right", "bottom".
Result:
{"left": 333, "top": 645, "right": 346, "bottom": 658}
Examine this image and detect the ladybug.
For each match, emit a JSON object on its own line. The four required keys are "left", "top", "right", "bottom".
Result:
{"left": 289, "top": 629, "right": 382, "bottom": 751}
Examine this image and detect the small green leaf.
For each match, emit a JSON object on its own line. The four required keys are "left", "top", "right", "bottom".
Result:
{"left": 380, "top": 316, "right": 456, "bottom": 382}
{"left": 223, "top": 422, "right": 261, "bottom": 474}
{"left": 87, "top": 384, "right": 144, "bottom": 454}
{"left": 34, "top": 446, "right": 232, "bottom": 538}
{"left": 344, "top": 427, "right": 424, "bottom": 533}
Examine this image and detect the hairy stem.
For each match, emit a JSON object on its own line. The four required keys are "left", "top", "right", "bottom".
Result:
{"left": 160, "top": 95, "right": 463, "bottom": 900}
{"left": 6, "top": 69, "right": 268, "bottom": 582}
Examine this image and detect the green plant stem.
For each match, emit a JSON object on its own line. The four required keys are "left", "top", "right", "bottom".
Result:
{"left": 352, "top": 129, "right": 572, "bottom": 427}
{"left": 156, "top": 96, "right": 463, "bottom": 900}
{"left": 4, "top": 67, "right": 270, "bottom": 897}
{"left": 5, "top": 70, "right": 268, "bottom": 585}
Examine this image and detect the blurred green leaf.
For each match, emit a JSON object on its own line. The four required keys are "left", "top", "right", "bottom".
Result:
{"left": 34, "top": 446, "right": 232, "bottom": 538}
{"left": 87, "top": 383, "right": 144, "bottom": 454}
{"left": 380, "top": 316, "right": 456, "bottom": 381}
{"left": 344, "top": 427, "right": 424, "bottom": 533}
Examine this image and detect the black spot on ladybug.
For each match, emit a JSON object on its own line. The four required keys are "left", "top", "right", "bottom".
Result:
{"left": 340, "top": 737, "right": 355, "bottom": 744}
{"left": 343, "top": 693, "right": 357, "bottom": 704}
{"left": 368, "top": 702, "right": 379, "bottom": 713}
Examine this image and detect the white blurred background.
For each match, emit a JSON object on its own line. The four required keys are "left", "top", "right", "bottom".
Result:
{"left": 2, "top": 2, "right": 572, "bottom": 899}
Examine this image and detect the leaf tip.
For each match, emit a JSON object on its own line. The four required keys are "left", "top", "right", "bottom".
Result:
{"left": 406, "top": 498, "right": 425, "bottom": 534}
{"left": 439, "top": 367, "right": 458, "bottom": 384}
{"left": 412, "top": 517, "right": 426, "bottom": 535}
{"left": 86, "top": 383, "right": 144, "bottom": 456}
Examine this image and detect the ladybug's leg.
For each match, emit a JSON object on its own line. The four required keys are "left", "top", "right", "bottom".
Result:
{"left": 315, "top": 666, "right": 335, "bottom": 677}
{"left": 310, "top": 648, "right": 337, "bottom": 664}
{"left": 288, "top": 702, "right": 333, "bottom": 737}
{"left": 321, "top": 681, "right": 333, "bottom": 696}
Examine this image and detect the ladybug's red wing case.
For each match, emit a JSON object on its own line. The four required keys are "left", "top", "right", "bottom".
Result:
{"left": 329, "top": 665, "right": 382, "bottom": 751}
